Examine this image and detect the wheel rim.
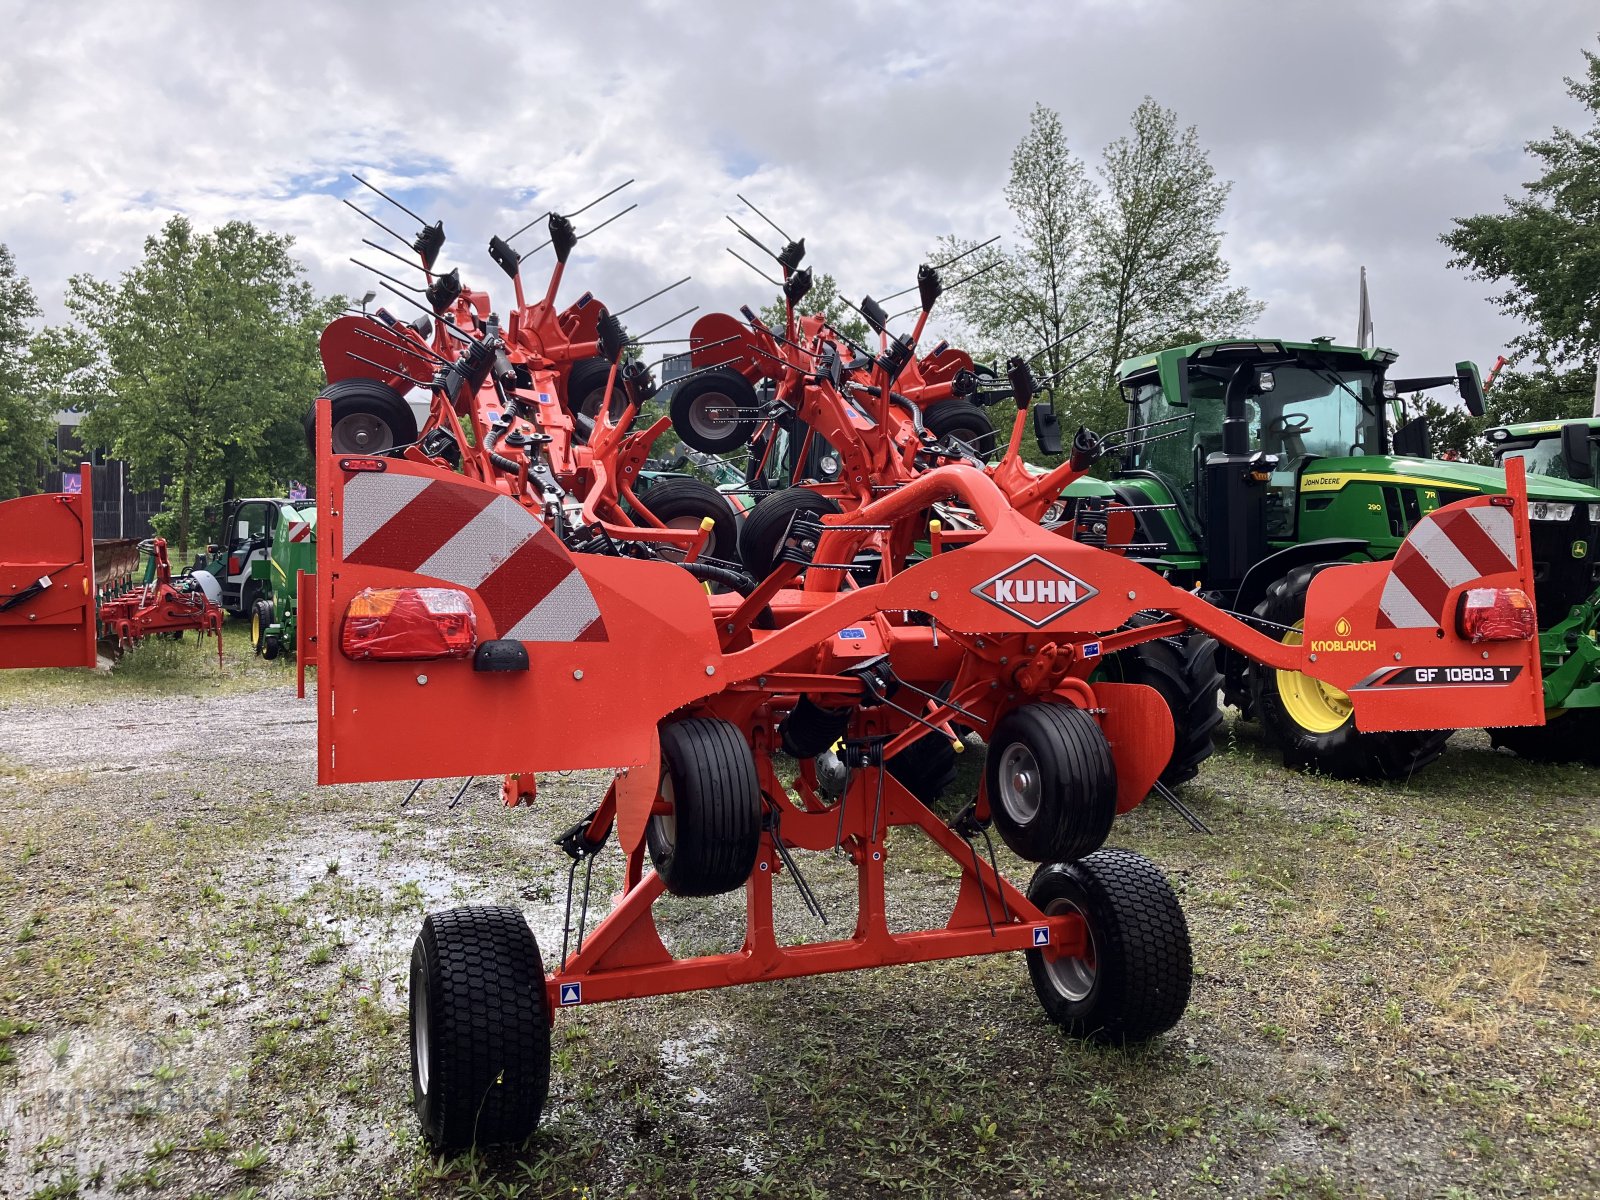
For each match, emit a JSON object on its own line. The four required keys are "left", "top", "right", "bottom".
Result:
{"left": 652, "top": 773, "right": 677, "bottom": 850}
{"left": 580, "top": 385, "right": 623, "bottom": 421}
{"left": 997, "top": 742, "right": 1042, "bottom": 823}
{"left": 251, "top": 610, "right": 261, "bottom": 647}
{"left": 688, "top": 391, "right": 734, "bottom": 441}
{"left": 1042, "top": 896, "right": 1097, "bottom": 1001}
{"left": 654, "top": 514, "right": 710, "bottom": 564}
{"left": 413, "top": 976, "right": 430, "bottom": 1096}
{"left": 332, "top": 412, "right": 395, "bottom": 453}
{"left": 1275, "top": 621, "right": 1353, "bottom": 734}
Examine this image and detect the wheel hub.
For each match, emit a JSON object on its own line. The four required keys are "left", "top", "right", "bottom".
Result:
{"left": 1042, "top": 897, "right": 1096, "bottom": 1001}
{"left": 332, "top": 412, "right": 395, "bottom": 453}
{"left": 997, "top": 742, "right": 1042, "bottom": 822}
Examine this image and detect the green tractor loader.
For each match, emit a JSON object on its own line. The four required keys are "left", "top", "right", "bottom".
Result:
{"left": 1104, "top": 337, "right": 1600, "bottom": 777}
{"left": 248, "top": 501, "right": 316, "bottom": 661}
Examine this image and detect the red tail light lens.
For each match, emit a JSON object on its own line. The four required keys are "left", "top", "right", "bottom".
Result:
{"left": 341, "top": 587, "right": 477, "bottom": 660}
{"left": 1457, "top": 587, "right": 1536, "bottom": 642}
{"left": 227, "top": 555, "right": 244, "bottom": 576}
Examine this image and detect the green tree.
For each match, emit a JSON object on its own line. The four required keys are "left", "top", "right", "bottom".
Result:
{"left": 759, "top": 272, "right": 870, "bottom": 346}
{"left": 0, "top": 244, "right": 50, "bottom": 500}
{"left": 1443, "top": 46, "right": 1600, "bottom": 367}
{"left": 63, "top": 217, "right": 340, "bottom": 553}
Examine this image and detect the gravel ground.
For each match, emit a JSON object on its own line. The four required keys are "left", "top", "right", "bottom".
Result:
{"left": 0, "top": 652, "right": 1596, "bottom": 1199}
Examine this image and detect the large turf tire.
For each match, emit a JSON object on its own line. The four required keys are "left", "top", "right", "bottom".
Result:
{"left": 1098, "top": 626, "right": 1223, "bottom": 787}
{"left": 648, "top": 718, "right": 762, "bottom": 897}
{"left": 250, "top": 599, "right": 274, "bottom": 657}
{"left": 1025, "top": 850, "right": 1192, "bottom": 1043}
{"left": 631, "top": 476, "right": 740, "bottom": 564}
{"left": 985, "top": 703, "right": 1117, "bottom": 862}
{"left": 670, "top": 369, "right": 759, "bottom": 453}
{"left": 409, "top": 906, "right": 550, "bottom": 1153}
{"left": 1249, "top": 564, "right": 1450, "bottom": 781}
{"left": 565, "top": 357, "right": 625, "bottom": 440}
{"left": 305, "top": 377, "right": 417, "bottom": 456}
{"left": 738, "top": 488, "right": 842, "bottom": 580}
{"left": 923, "top": 399, "right": 998, "bottom": 461}
{"left": 1489, "top": 709, "right": 1600, "bottom": 764}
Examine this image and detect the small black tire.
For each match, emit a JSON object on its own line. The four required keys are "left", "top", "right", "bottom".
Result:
{"left": 410, "top": 906, "right": 550, "bottom": 1153}
{"left": 738, "top": 488, "right": 842, "bottom": 580}
{"left": 1249, "top": 565, "right": 1450, "bottom": 780}
{"left": 923, "top": 399, "right": 998, "bottom": 461}
{"left": 1098, "top": 626, "right": 1222, "bottom": 787}
{"left": 631, "top": 476, "right": 740, "bottom": 564}
{"left": 565, "top": 357, "right": 626, "bottom": 440}
{"left": 648, "top": 718, "right": 762, "bottom": 897}
{"left": 1025, "top": 849, "right": 1192, "bottom": 1043}
{"left": 888, "top": 731, "right": 959, "bottom": 806}
{"left": 1489, "top": 709, "right": 1600, "bottom": 764}
{"left": 985, "top": 703, "right": 1117, "bottom": 862}
{"left": 306, "top": 377, "right": 417, "bottom": 456}
{"left": 262, "top": 631, "right": 284, "bottom": 661}
{"left": 670, "top": 369, "right": 759, "bottom": 453}
{"left": 250, "top": 599, "right": 275, "bottom": 657}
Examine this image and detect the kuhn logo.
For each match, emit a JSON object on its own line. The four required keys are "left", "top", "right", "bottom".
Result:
{"left": 972, "top": 556, "right": 1098, "bottom": 627}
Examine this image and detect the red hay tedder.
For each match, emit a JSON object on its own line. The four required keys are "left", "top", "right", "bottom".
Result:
{"left": 305, "top": 189, "right": 1548, "bottom": 1153}
{"left": 0, "top": 466, "right": 98, "bottom": 670}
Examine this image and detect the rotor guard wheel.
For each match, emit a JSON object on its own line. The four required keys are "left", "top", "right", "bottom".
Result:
{"left": 1489, "top": 709, "right": 1600, "bottom": 764}
{"left": 669, "top": 369, "right": 759, "bottom": 454}
{"left": 565, "top": 357, "right": 626, "bottom": 441}
{"left": 250, "top": 599, "right": 275, "bottom": 657}
{"left": 306, "top": 377, "right": 418, "bottom": 456}
{"left": 923, "top": 399, "right": 998, "bottom": 461}
{"left": 738, "top": 488, "right": 842, "bottom": 580}
{"left": 409, "top": 906, "right": 550, "bottom": 1153}
{"left": 1249, "top": 564, "right": 1449, "bottom": 780}
{"left": 630, "top": 476, "right": 740, "bottom": 565}
{"left": 1098, "top": 625, "right": 1222, "bottom": 787}
{"left": 985, "top": 703, "right": 1117, "bottom": 862}
{"left": 1025, "top": 850, "right": 1192, "bottom": 1043}
{"left": 648, "top": 718, "right": 762, "bottom": 897}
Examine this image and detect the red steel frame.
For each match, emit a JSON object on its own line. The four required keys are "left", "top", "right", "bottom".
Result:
{"left": 0, "top": 466, "right": 98, "bottom": 670}
{"left": 97, "top": 537, "right": 225, "bottom": 662}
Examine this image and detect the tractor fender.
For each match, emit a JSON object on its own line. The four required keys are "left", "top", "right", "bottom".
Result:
{"left": 1233, "top": 538, "right": 1368, "bottom": 620}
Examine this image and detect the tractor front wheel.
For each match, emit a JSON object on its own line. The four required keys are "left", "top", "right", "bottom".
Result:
{"left": 1098, "top": 627, "right": 1222, "bottom": 787}
{"left": 648, "top": 718, "right": 762, "bottom": 896}
{"left": 1489, "top": 709, "right": 1600, "bottom": 764}
{"left": 409, "top": 906, "right": 550, "bottom": 1153}
{"left": 1249, "top": 565, "right": 1449, "bottom": 780}
{"left": 250, "top": 600, "right": 274, "bottom": 657}
{"left": 985, "top": 703, "right": 1117, "bottom": 862}
{"left": 1025, "top": 850, "right": 1192, "bottom": 1042}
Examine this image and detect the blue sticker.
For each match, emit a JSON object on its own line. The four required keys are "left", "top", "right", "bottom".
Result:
{"left": 537, "top": 392, "right": 554, "bottom": 405}
{"left": 485, "top": 410, "right": 501, "bottom": 423}
{"left": 1082, "top": 641, "right": 1102, "bottom": 660}
{"left": 559, "top": 982, "right": 582, "bottom": 1006}
{"left": 838, "top": 628, "right": 867, "bottom": 641}
{"left": 1032, "top": 926, "right": 1051, "bottom": 947}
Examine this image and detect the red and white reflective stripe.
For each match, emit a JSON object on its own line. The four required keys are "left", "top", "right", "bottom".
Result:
{"left": 340, "top": 473, "right": 606, "bottom": 642}
{"left": 1378, "top": 505, "right": 1517, "bottom": 629}
{"left": 285, "top": 521, "right": 313, "bottom": 543}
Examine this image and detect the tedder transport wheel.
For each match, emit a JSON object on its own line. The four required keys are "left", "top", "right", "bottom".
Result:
{"left": 1249, "top": 565, "right": 1449, "bottom": 780}
{"left": 985, "top": 703, "right": 1117, "bottom": 862}
{"left": 923, "top": 399, "right": 998, "bottom": 461}
{"left": 631, "top": 477, "right": 740, "bottom": 564}
{"left": 670, "top": 368, "right": 759, "bottom": 454}
{"left": 250, "top": 600, "right": 275, "bottom": 657}
{"left": 564, "top": 357, "right": 627, "bottom": 439}
{"left": 1098, "top": 626, "right": 1223, "bottom": 787}
{"left": 306, "top": 377, "right": 418, "bottom": 456}
{"left": 738, "top": 488, "right": 842, "bottom": 580}
{"left": 1489, "top": 708, "right": 1600, "bottom": 764}
{"left": 1025, "top": 850, "right": 1192, "bottom": 1042}
{"left": 409, "top": 906, "right": 550, "bottom": 1152}
{"left": 648, "top": 718, "right": 762, "bottom": 897}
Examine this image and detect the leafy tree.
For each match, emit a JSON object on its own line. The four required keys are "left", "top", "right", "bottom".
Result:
{"left": 759, "top": 272, "right": 870, "bottom": 346}
{"left": 1443, "top": 46, "right": 1600, "bottom": 367}
{"left": 0, "top": 244, "right": 50, "bottom": 500}
{"left": 62, "top": 217, "right": 340, "bottom": 553}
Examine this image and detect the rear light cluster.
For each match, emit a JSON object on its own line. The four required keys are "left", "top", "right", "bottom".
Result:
{"left": 341, "top": 587, "right": 477, "bottom": 661}
{"left": 1457, "top": 587, "right": 1536, "bottom": 643}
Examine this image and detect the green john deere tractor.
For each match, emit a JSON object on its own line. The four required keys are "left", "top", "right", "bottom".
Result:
{"left": 1104, "top": 337, "right": 1600, "bottom": 777}
{"left": 248, "top": 501, "right": 317, "bottom": 661}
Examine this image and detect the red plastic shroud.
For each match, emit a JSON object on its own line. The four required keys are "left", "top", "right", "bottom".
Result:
{"left": 0, "top": 466, "right": 97, "bottom": 670}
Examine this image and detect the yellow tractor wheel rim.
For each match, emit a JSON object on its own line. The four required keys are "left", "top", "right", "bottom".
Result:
{"left": 1275, "top": 621, "right": 1353, "bottom": 735}
{"left": 252, "top": 609, "right": 262, "bottom": 646}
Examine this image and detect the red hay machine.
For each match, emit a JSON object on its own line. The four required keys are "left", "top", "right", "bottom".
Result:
{"left": 308, "top": 195, "right": 1547, "bottom": 1152}
{"left": 96, "top": 537, "right": 225, "bottom": 662}
{"left": 0, "top": 467, "right": 98, "bottom": 670}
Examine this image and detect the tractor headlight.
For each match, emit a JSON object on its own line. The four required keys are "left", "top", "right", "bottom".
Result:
{"left": 1489, "top": 428, "right": 1510, "bottom": 441}
{"left": 818, "top": 454, "right": 840, "bottom": 480}
{"left": 1528, "top": 502, "right": 1576, "bottom": 522}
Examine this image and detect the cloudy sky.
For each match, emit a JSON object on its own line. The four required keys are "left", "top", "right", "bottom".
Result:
{"left": 2, "top": 1, "right": 1594, "bottom": 384}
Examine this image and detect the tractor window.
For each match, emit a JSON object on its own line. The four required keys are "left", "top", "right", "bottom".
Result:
{"left": 235, "top": 504, "right": 276, "bottom": 541}
{"left": 1253, "top": 367, "right": 1383, "bottom": 463}
{"left": 1499, "top": 439, "right": 1577, "bottom": 480}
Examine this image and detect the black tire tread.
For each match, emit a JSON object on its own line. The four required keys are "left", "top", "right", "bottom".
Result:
{"left": 923, "top": 399, "right": 998, "bottom": 460}
{"left": 1101, "top": 629, "right": 1223, "bottom": 786}
{"left": 987, "top": 703, "right": 1117, "bottom": 862}
{"left": 887, "top": 732, "right": 959, "bottom": 805}
{"left": 669, "top": 369, "right": 759, "bottom": 454}
{"left": 650, "top": 718, "right": 762, "bottom": 896}
{"left": 305, "top": 377, "right": 417, "bottom": 455}
{"left": 738, "top": 488, "right": 842, "bottom": 579}
{"left": 631, "top": 476, "right": 740, "bottom": 564}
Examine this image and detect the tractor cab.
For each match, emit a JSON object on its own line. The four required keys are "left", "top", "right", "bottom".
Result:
{"left": 1487, "top": 416, "right": 1600, "bottom": 484}
{"left": 197, "top": 497, "right": 298, "bottom": 617}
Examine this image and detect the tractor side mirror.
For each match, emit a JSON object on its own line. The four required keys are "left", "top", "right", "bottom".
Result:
{"left": 1456, "top": 360, "right": 1485, "bottom": 417}
{"left": 1561, "top": 422, "right": 1594, "bottom": 480}
{"left": 1033, "top": 402, "right": 1064, "bottom": 456}
{"left": 1392, "top": 415, "right": 1432, "bottom": 459}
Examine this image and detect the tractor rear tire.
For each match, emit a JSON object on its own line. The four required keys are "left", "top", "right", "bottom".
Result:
{"left": 409, "top": 906, "right": 550, "bottom": 1153}
{"left": 670, "top": 369, "right": 759, "bottom": 454}
{"left": 1098, "top": 627, "right": 1222, "bottom": 787}
{"left": 1249, "top": 565, "right": 1450, "bottom": 780}
{"left": 630, "top": 477, "right": 740, "bottom": 565}
{"left": 1025, "top": 850, "right": 1192, "bottom": 1043}
{"left": 1489, "top": 709, "right": 1600, "bottom": 764}
{"left": 250, "top": 599, "right": 275, "bottom": 657}
{"left": 648, "top": 718, "right": 762, "bottom": 897}
{"left": 887, "top": 731, "right": 959, "bottom": 806}
{"left": 923, "top": 399, "right": 998, "bottom": 461}
{"left": 306, "top": 377, "right": 418, "bottom": 456}
{"left": 565, "top": 357, "right": 626, "bottom": 440}
{"left": 738, "top": 489, "right": 842, "bottom": 580}
{"left": 985, "top": 703, "right": 1117, "bottom": 862}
